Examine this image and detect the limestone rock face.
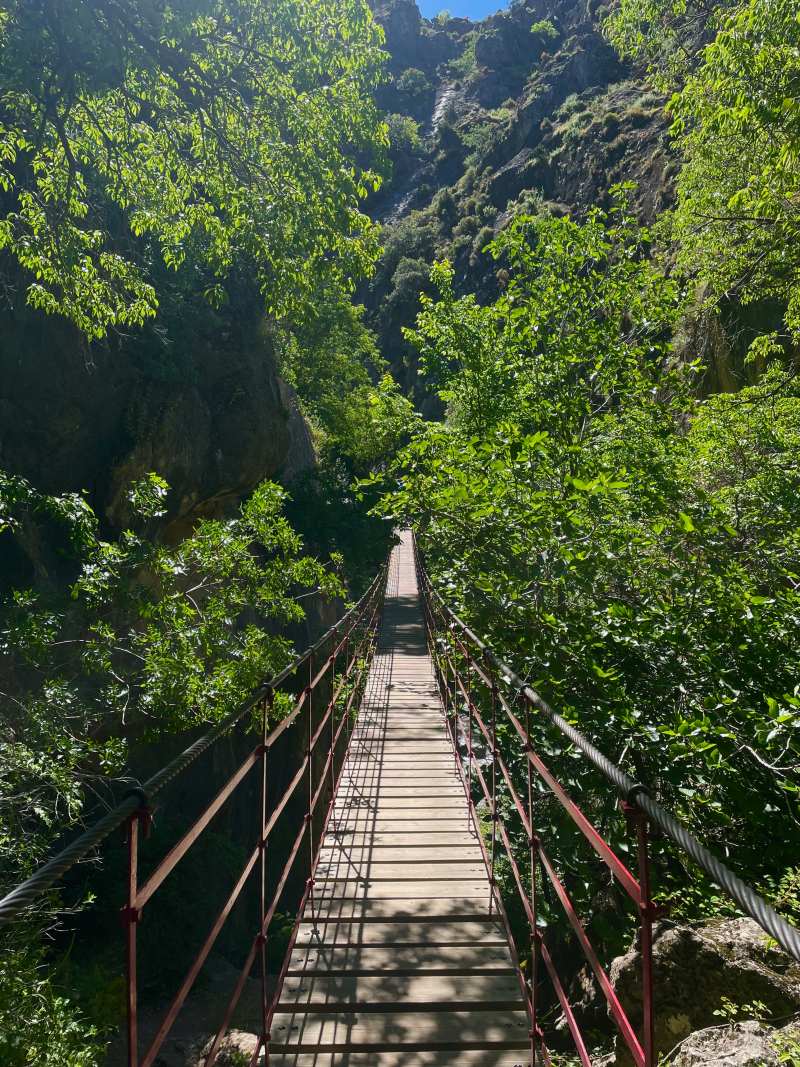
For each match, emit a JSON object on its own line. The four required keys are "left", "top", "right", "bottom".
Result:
{"left": 372, "top": 0, "right": 464, "bottom": 76}
{"left": 0, "top": 298, "right": 313, "bottom": 546}
{"left": 373, "top": 0, "right": 421, "bottom": 69}
{"left": 609, "top": 919, "right": 800, "bottom": 1066}
{"left": 365, "top": 0, "right": 673, "bottom": 390}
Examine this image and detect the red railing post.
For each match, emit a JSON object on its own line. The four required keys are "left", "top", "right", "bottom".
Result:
{"left": 449, "top": 623, "right": 459, "bottom": 776}
{"left": 329, "top": 640, "right": 337, "bottom": 812}
{"left": 440, "top": 619, "right": 449, "bottom": 714}
{"left": 344, "top": 631, "right": 352, "bottom": 752}
{"left": 466, "top": 647, "right": 474, "bottom": 834}
{"left": 487, "top": 655, "right": 498, "bottom": 919}
{"left": 524, "top": 696, "right": 540, "bottom": 1066}
{"left": 306, "top": 654, "right": 316, "bottom": 930}
{"left": 124, "top": 813, "right": 139, "bottom": 1067}
{"left": 123, "top": 801, "right": 151, "bottom": 1067}
{"left": 258, "top": 690, "right": 272, "bottom": 1061}
{"left": 638, "top": 818, "right": 656, "bottom": 1067}
{"left": 624, "top": 801, "right": 656, "bottom": 1067}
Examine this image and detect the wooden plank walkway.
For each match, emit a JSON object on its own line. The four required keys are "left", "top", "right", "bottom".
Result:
{"left": 270, "top": 531, "right": 530, "bottom": 1065}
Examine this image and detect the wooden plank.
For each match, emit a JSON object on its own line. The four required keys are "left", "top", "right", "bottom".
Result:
{"left": 268, "top": 1051, "right": 530, "bottom": 1066}
{"left": 341, "top": 763, "right": 460, "bottom": 772}
{"left": 288, "top": 943, "right": 515, "bottom": 973}
{"left": 318, "top": 850, "right": 484, "bottom": 864}
{"left": 313, "top": 880, "right": 491, "bottom": 900}
{"left": 339, "top": 784, "right": 435, "bottom": 794}
{"left": 333, "top": 787, "right": 465, "bottom": 798}
{"left": 322, "top": 834, "right": 482, "bottom": 848}
{"left": 293, "top": 919, "right": 508, "bottom": 947}
{"left": 315, "top": 863, "right": 489, "bottom": 880}
{"left": 364, "top": 744, "right": 453, "bottom": 751}
{"left": 326, "top": 827, "right": 477, "bottom": 839}
{"left": 279, "top": 973, "right": 524, "bottom": 1008}
{"left": 332, "top": 799, "right": 468, "bottom": 808}
{"left": 329, "top": 820, "right": 473, "bottom": 832}
{"left": 335, "top": 778, "right": 461, "bottom": 788}
{"left": 335, "top": 798, "right": 468, "bottom": 808}
{"left": 268, "top": 1008, "right": 530, "bottom": 1050}
{"left": 318, "top": 852, "right": 484, "bottom": 868}
{"left": 309, "top": 896, "right": 494, "bottom": 921}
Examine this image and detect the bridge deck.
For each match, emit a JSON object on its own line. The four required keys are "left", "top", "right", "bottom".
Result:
{"left": 271, "top": 532, "right": 530, "bottom": 1065}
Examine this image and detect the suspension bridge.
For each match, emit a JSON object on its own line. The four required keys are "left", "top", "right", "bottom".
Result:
{"left": 271, "top": 531, "right": 529, "bottom": 1063}
{"left": 1, "top": 531, "right": 798, "bottom": 1067}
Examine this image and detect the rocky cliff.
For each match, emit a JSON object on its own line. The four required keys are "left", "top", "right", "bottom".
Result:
{"left": 0, "top": 283, "right": 314, "bottom": 545}
{"left": 366, "top": 0, "right": 674, "bottom": 394}
{"left": 0, "top": 0, "right": 672, "bottom": 536}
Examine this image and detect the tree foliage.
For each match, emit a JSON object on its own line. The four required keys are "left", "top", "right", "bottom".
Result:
{"left": 274, "top": 279, "right": 414, "bottom": 590}
{"left": 377, "top": 205, "right": 800, "bottom": 923}
{"left": 606, "top": 0, "right": 800, "bottom": 351}
{"left": 0, "top": 0, "right": 387, "bottom": 338}
{"left": 669, "top": 0, "right": 800, "bottom": 342}
{"left": 604, "top": 0, "right": 731, "bottom": 89}
{"left": 2, "top": 474, "right": 339, "bottom": 859}
{"left": 0, "top": 472, "right": 341, "bottom": 1062}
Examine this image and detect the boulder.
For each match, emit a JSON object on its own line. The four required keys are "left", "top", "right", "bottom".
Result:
{"left": 672, "top": 1020, "right": 800, "bottom": 1066}
{"left": 609, "top": 919, "right": 800, "bottom": 1066}
{"left": 188, "top": 1030, "right": 262, "bottom": 1066}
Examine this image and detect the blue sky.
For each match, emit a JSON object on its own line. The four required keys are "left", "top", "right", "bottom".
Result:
{"left": 418, "top": 0, "right": 507, "bottom": 19}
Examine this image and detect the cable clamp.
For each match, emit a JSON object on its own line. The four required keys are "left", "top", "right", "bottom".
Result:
{"left": 625, "top": 782, "right": 651, "bottom": 805}
{"left": 123, "top": 785, "right": 149, "bottom": 808}
{"left": 122, "top": 787, "right": 153, "bottom": 837}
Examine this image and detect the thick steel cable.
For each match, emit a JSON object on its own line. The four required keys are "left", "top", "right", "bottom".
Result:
{"left": 417, "top": 547, "right": 800, "bottom": 963}
{"left": 0, "top": 566, "right": 387, "bottom": 928}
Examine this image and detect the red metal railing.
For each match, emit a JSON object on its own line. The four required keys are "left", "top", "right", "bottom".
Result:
{"left": 119, "top": 565, "right": 386, "bottom": 1066}
{"left": 121, "top": 565, "right": 386, "bottom": 1067}
{"left": 412, "top": 534, "right": 800, "bottom": 1066}
{"left": 0, "top": 563, "right": 385, "bottom": 1066}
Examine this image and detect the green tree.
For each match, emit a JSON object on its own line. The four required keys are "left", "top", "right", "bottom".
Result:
{"left": 407, "top": 193, "right": 681, "bottom": 442}
{"left": 669, "top": 0, "right": 800, "bottom": 343}
{"left": 0, "top": 0, "right": 387, "bottom": 338}
{"left": 604, "top": 0, "right": 732, "bottom": 89}
{"left": 396, "top": 67, "right": 431, "bottom": 99}
{"left": 386, "top": 113, "right": 423, "bottom": 155}
{"left": 404, "top": 259, "right": 509, "bottom": 434}
{"left": 377, "top": 203, "right": 800, "bottom": 930}
{"left": 0, "top": 472, "right": 341, "bottom": 1063}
